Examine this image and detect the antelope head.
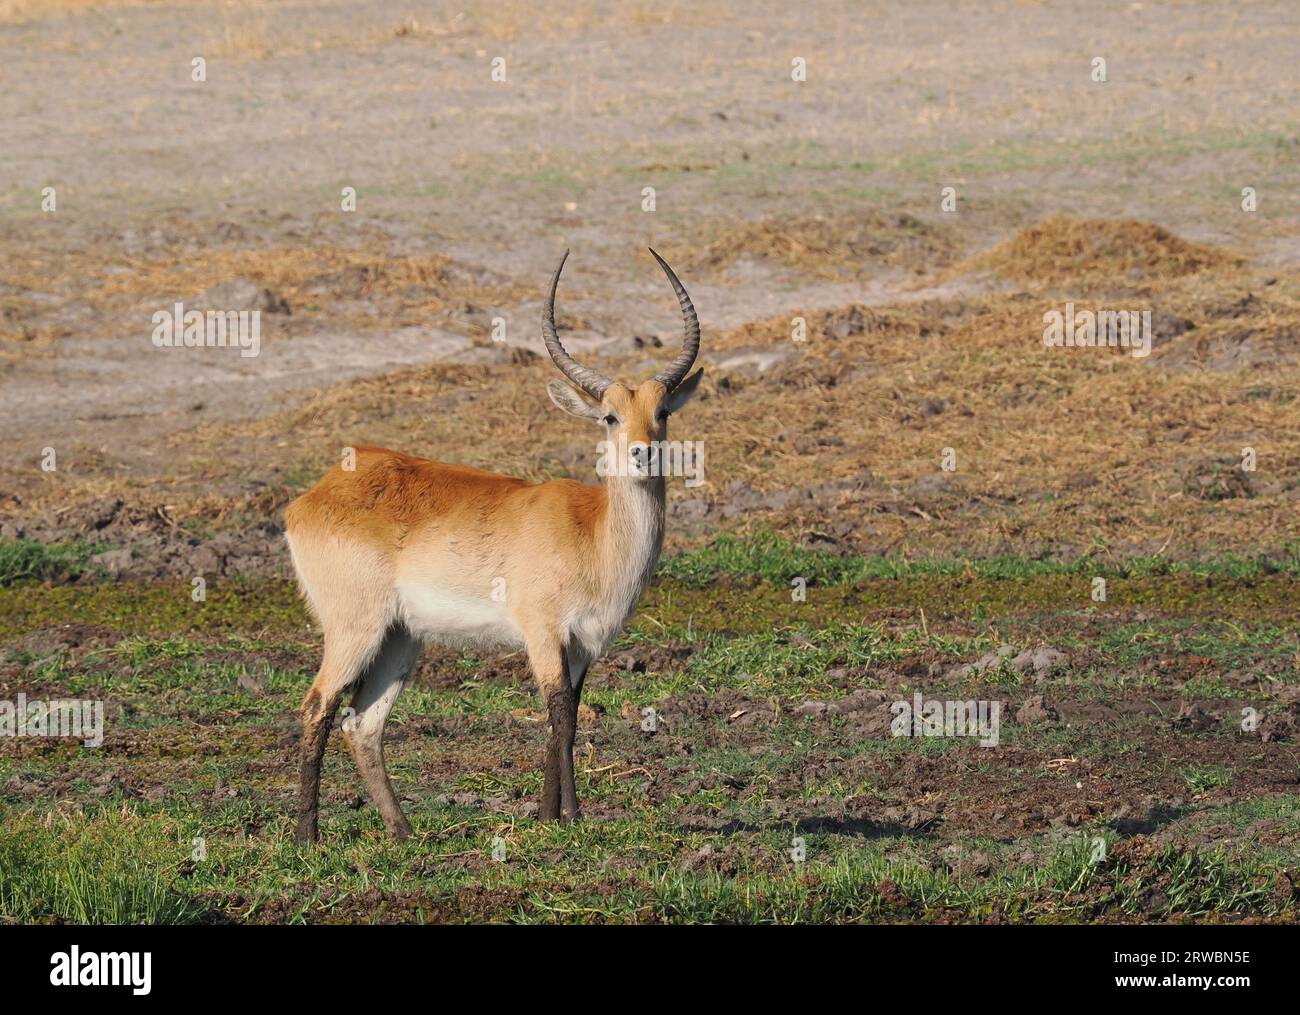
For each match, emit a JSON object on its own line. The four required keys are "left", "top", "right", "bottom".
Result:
{"left": 544, "top": 248, "right": 704, "bottom": 481}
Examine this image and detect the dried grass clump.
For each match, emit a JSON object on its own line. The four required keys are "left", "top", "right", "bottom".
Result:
{"left": 688, "top": 211, "right": 955, "bottom": 280}
{"left": 711, "top": 299, "right": 977, "bottom": 354}
{"left": 93, "top": 247, "right": 447, "bottom": 303}
{"left": 1, "top": 241, "right": 523, "bottom": 354}
{"left": 86, "top": 245, "right": 524, "bottom": 326}
{"left": 965, "top": 216, "right": 1233, "bottom": 286}
{"left": 0, "top": 0, "right": 158, "bottom": 23}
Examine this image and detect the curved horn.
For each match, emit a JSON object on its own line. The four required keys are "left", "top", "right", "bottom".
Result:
{"left": 541, "top": 249, "right": 613, "bottom": 400}
{"left": 648, "top": 247, "right": 700, "bottom": 390}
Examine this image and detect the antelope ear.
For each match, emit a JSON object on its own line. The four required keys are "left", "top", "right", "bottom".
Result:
{"left": 666, "top": 368, "right": 704, "bottom": 412}
{"left": 548, "top": 379, "right": 604, "bottom": 419}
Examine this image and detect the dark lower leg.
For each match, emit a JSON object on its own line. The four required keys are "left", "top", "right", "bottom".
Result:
{"left": 565, "top": 664, "right": 589, "bottom": 820}
{"left": 540, "top": 740, "right": 561, "bottom": 822}
{"left": 540, "top": 679, "right": 576, "bottom": 822}
{"left": 294, "top": 688, "right": 343, "bottom": 844}
{"left": 554, "top": 682, "right": 580, "bottom": 822}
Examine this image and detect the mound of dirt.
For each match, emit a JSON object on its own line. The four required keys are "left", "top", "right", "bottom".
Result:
{"left": 1154, "top": 321, "right": 1300, "bottom": 372}
{"left": 1147, "top": 288, "right": 1300, "bottom": 372}
{"left": 967, "top": 216, "right": 1232, "bottom": 287}
{"left": 688, "top": 211, "right": 954, "bottom": 279}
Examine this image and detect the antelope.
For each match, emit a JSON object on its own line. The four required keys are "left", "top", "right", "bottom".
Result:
{"left": 285, "top": 248, "right": 704, "bottom": 842}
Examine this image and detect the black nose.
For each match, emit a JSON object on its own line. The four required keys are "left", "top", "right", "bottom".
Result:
{"left": 630, "top": 443, "right": 656, "bottom": 469}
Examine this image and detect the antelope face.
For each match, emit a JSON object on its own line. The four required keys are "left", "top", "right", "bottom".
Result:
{"left": 549, "top": 373, "right": 704, "bottom": 480}
{"left": 542, "top": 248, "right": 704, "bottom": 483}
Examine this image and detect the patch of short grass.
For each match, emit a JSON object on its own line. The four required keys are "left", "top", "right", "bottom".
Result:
{"left": 0, "top": 808, "right": 207, "bottom": 924}
{"left": 658, "top": 532, "right": 1300, "bottom": 587}
{"left": 0, "top": 537, "right": 107, "bottom": 586}
{"left": 1182, "top": 764, "right": 1236, "bottom": 795}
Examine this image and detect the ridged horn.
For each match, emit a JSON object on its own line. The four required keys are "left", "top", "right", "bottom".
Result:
{"left": 647, "top": 247, "right": 700, "bottom": 390}
{"left": 541, "top": 249, "right": 613, "bottom": 400}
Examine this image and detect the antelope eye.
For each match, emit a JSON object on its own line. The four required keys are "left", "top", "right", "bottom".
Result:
{"left": 602, "top": 414, "right": 618, "bottom": 426}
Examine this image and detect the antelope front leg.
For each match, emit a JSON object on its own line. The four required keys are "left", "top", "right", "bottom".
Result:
{"left": 534, "top": 644, "right": 579, "bottom": 823}
{"left": 542, "top": 680, "right": 579, "bottom": 822}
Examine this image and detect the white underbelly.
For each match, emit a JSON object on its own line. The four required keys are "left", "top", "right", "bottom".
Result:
{"left": 396, "top": 583, "right": 526, "bottom": 650}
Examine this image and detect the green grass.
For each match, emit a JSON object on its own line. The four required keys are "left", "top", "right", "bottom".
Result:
{"left": 0, "top": 576, "right": 307, "bottom": 640}
{"left": 0, "top": 809, "right": 206, "bottom": 924}
{"left": 1, "top": 800, "right": 1287, "bottom": 924}
{"left": 658, "top": 532, "right": 1300, "bottom": 586}
{"left": 1183, "top": 765, "right": 1236, "bottom": 795}
{"left": 5, "top": 533, "right": 1300, "bottom": 643}
{"left": 0, "top": 537, "right": 107, "bottom": 586}
{"left": 2, "top": 550, "right": 1298, "bottom": 924}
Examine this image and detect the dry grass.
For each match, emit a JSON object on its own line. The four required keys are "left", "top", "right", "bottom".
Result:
{"left": 465, "top": 0, "right": 713, "bottom": 40}
{"left": 90, "top": 246, "right": 452, "bottom": 305}
{"left": 0, "top": 241, "right": 526, "bottom": 351}
{"left": 686, "top": 211, "right": 957, "bottom": 280}
{"left": 957, "top": 215, "right": 1236, "bottom": 287}
{"left": 0, "top": 0, "right": 162, "bottom": 23}
{"left": 214, "top": 2, "right": 274, "bottom": 61}
{"left": 7, "top": 216, "right": 1299, "bottom": 563}
{"left": 118, "top": 261, "right": 1300, "bottom": 560}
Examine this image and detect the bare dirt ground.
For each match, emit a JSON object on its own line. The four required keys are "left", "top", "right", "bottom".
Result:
{"left": 2, "top": 0, "right": 1300, "bottom": 925}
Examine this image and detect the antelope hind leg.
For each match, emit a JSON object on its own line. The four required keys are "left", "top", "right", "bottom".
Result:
{"left": 342, "top": 629, "right": 421, "bottom": 840}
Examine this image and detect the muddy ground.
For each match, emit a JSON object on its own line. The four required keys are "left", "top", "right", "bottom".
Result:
{"left": 1, "top": 0, "right": 1299, "bottom": 923}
